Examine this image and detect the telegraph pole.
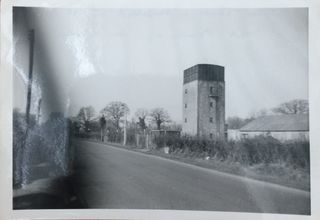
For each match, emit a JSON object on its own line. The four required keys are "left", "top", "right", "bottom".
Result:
{"left": 123, "top": 113, "right": 127, "bottom": 146}
{"left": 37, "top": 98, "right": 42, "bottom": 124}
{"left": 25, "top": 29, "right": 35, "bottom": 126}
{"left": 21, "top": 29, "right": 35, "bottom": 187}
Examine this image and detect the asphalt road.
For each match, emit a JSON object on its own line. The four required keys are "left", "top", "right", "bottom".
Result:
{"left": 72, "top": 140, "right": 310, "bottom": 214}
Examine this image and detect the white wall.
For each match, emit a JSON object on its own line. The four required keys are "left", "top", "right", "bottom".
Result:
{"left": 227, "top": 129, "right": 241, "bottom": 141}
{"left": 239, "top": 131, "right": 309, "bottom": 142}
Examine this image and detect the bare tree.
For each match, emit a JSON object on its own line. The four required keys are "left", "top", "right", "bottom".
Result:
{"left": 100, "top": 101, "right": 130, "bottom": 131}
{"left": 77, "top": 106, "right": 95, "bottom": 132}
{"left": 248, "top": 108, "right": 269, "bottom": 119}
{"left": 272, "top": 99, "right": 309, "bottom": 115}
{"left": 150, "top": 108, "right": 170, "bottom": 130}
{"left": 135, "top": 108, "right": 149, "bottom": 130}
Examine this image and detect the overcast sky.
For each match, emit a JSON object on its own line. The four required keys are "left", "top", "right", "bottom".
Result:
{"left": 13, "top": 7, "right": 308, "bottom": 122}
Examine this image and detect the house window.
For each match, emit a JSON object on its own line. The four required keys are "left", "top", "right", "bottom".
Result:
{"left": 210, "top": 86, "right": 213, "bottom": 94}
{"left": 185, "top": 89, "right": 188, "bottom": 94}
{"left": 210, "top": 102, "right": 213, "bottom": 107}
{"left": 210, "top": 117, "right": 213, "bottom": 123}
{"left": 185, "top": 103, "right": 187, "bottom": 108}
{"left": 210, "top": 133, "right": 213, "bottom": 139}
{"left": 185, "top": 118, "right": 187, "bottom": 123}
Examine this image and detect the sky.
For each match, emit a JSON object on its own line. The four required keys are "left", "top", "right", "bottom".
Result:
{"left": 13, "top": 7, "right": 308, "bottom": 122}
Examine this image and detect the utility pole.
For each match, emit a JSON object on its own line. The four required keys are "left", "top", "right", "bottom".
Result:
{"left": 21, "top": 29, "right": 35, "bottom": 187}
{"left": 25, "top": 29, "right": 35, "bottom": 126}
{"left": 123, "top": 113, "right": 127, "bottom": 146}
{"left": 37, "top": 98, "right": 42, "bottom": 124}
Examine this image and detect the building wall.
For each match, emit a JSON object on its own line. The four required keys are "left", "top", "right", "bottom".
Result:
{"left": 228, "top": 130, "right": 309, "bottom": 142}
{"left": 198, "top": 80, "right": 225, "bottom": 139}
{"left": 227, "top": 129, "right": 241, "bottom": 141}
{"left": 241, "top": 131, "right": 309, "bottom": 142}
{"left": 182, "top": 80, "right": 198, "bottom": 135}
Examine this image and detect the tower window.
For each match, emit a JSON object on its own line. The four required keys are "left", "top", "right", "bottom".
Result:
{"left": 185, "top": 89, "right": 188, "bottom": 94}
{"left": 185, "top": 118, "right": 187, "bottom": 123}
{"left": 210, "top": 102, "right": 213, "bottom": 107}
{"left": 185, "top": 103, "right": 187, "bottom": 108}
{"left": 210, "top": 117, "right": 213, "bottom": 123}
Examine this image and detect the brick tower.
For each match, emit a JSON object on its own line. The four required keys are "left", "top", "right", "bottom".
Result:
{"left": 182, "top": 64, "right": 225, "bottom": 140}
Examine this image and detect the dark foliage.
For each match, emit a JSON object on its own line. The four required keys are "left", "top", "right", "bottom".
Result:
{"left": 13, "top": 110, "right": 73, "bottom": 187}
{"left": 153, "top": 135, "right": 310, "bottom": 170}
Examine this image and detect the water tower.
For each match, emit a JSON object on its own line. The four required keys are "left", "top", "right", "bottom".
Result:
{"left": 182, "top": 64, "right": 225, "bottom": 140}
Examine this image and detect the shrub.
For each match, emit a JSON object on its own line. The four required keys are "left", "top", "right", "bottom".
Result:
{"left": 13, "top": 111, "right": 73, "bottom": 187}
{"left": 283, "top": 140, "right": 310, "bottom": 169}
{"left": 152, "top": 134, "right": 310, "bottom": 170}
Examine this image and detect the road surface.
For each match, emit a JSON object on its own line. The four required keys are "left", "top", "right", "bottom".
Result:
{"left": 72, "top": 140, "right": 310, "bottom": 214}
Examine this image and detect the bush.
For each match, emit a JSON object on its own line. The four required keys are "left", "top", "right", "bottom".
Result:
{"left": 13, "top": 111, "right": 72, "bottom": 187}
{"left": 152, "top": 134, "right": 310, "bottom": 170}
{"left": 283, "top": 140, "right": 310, "bottom": 169}
{"left": 236, "top": 136, "right": 283, "bottom": 165}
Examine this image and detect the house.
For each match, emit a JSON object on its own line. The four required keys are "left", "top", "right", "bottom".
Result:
{"left": 228, "top": 114, "right": 309, "bottom": 142}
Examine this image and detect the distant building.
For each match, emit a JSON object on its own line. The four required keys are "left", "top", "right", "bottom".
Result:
{"left": 182, "top": 64, "right": 225, "bottom": 140}
{"left": 230, "top": 114, "right": 309, "bottom": 142}
{"left": 227, "top": 129, "right": 242, "bottom": 141}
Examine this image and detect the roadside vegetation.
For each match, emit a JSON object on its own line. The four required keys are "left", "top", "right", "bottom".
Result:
{"left": 151, "top": 135, "right": 310, "bottom": 190}
{"left": 154, "top": 135, "right": 309, "bottom": 169}
{"left": 13, "top": 109, "right": 72, "bottom": 188}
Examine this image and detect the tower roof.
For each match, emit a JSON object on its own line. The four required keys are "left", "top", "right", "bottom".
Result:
{"left": 183, "top": 64, "right": 224, "bottom": 84}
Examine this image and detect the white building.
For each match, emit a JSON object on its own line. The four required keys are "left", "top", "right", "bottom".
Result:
{"left": 228, "top": 114, "right": 309, "bottom": 142}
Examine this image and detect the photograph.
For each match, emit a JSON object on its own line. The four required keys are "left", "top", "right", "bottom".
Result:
{"left": 12, "top": 6, "right": 310, "bottom": 215}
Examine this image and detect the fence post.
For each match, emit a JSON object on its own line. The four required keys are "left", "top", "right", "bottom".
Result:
{"left": 146, "top": 134, "right": 149, "bottom": 149}
{"left": 136, "top": 134, "right": 139, "bottom": 147}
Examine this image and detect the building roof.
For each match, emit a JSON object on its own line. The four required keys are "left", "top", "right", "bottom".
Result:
{"left": 183, "top": 64, "right": 224, "bottom": 84}
{"left": 240, "top": 114, "right": 309, "bottom": 132}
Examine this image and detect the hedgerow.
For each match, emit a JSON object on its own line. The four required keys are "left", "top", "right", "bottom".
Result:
{"left": 153, "top": 135, "right": 310, "bottom": 170}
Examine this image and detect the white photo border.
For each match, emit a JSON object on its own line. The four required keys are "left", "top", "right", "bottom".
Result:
{"left": 1, "top": 0, "right": 320, "bottom": 219}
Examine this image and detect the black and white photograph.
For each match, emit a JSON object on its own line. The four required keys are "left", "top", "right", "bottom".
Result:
{"left": 11, "top": 5, "right": 311, "bottom": 216}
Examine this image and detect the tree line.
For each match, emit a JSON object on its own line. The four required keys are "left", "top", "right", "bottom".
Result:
{"left": 73, "top": 101, "right": 172, "bottom": 137}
